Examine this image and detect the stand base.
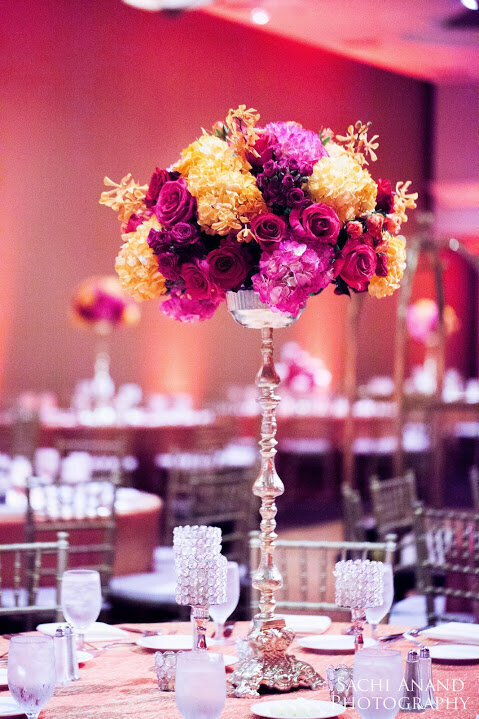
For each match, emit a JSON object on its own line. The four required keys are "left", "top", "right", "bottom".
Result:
{"left": 228, "top": 617, "right": 324, "bottom": 698}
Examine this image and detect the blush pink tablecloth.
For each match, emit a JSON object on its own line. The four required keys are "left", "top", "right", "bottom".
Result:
{"left": 0, "top": 622, "right": 477, "bottom": 718}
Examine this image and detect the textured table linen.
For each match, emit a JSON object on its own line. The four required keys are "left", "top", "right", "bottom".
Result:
{"left": 1, "top": 622, "right": 477, "bottom": 718}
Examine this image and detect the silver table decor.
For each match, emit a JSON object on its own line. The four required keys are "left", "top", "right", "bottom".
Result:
{"left": 334, "top": 559, "right": 384, "bottom": 651}
{"left": 226, "top": 289, "right": 323, "bottom": 698}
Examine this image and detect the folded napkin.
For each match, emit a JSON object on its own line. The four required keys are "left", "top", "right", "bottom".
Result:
{"left": 421, "top": 622, "right": 479, "bottom": 645}
{"left": 36, "top": 621, "right": 128, "bottom": 641}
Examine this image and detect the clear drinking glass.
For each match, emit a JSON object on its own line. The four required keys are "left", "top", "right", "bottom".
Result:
{"left": 175, "top": 651, "right": 226, "bottom": 719}
{"left": 61, "top": 569, "right": 102, "bottom": 649}
{"left": 209, "top": 561, "right": 240, "bottom": 645}
{"left": 353, "top": 645, "right": 403, "bottom": 719}
{"left": 365, "top": 565, "right": 394, "bottom": 640}
{"left": 8, "top": 635, "right": 56, "bottom": 719}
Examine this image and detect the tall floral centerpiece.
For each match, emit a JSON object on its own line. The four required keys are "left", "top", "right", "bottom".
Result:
{"left": 71, "top": 275, "right": 140, "bottom": 410}
{"left": 100, "top": 106, "right": 417, "bottom": 696}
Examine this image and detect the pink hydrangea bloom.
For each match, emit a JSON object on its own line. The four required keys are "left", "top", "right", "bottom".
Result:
{"left": 252, "top": 240, "right": 335, "bottom": 316}
{"left": 160, "top": 290, "right": 221, "bottom": 323}
{"left": 264, "top": 121, "right": 328, "bottom": 170}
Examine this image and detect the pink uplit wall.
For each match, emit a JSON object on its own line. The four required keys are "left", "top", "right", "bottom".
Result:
{"left": 1, "top": 0, "right": 427, "bottom": 404}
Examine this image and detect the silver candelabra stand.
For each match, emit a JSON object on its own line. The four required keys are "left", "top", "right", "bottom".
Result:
{"left": 226, "top": 290, "right": 324, "bottom": 698}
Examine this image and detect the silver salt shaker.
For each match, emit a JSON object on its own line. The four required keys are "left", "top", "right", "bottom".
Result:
{"left": 402, "top": 649, "right": 425, "bottom": 712}
{"left": 64, "top": 624, "right": 80, "bottom": 682}
{"left": 54, "top": 626, "right": 71, "bottom": 686}
{"left": 419, "top": 646, "right": 436, "bottom": 709}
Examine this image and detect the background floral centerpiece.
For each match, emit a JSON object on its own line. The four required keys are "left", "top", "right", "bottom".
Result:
{"left": 100, "top": 106, "right": 417, "bottom": 321}
{"left": 71, "top": 275, "right": 140, "bottom": 334}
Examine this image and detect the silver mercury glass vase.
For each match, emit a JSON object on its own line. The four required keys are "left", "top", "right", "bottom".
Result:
{"left": 226, "top": 290, "right": 324, "bottom": 698}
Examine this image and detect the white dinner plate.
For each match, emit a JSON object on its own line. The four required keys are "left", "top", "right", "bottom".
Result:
{"left": 429, "top": 644, "right": 479, "bottom": 663}
{"left": 277, "top": 615, "right": 332, "bottom": 635}
{"left": 251, "top": 698, "right": 345, "bottom": 718}
{"left": 0, "top": 668, "right": 7, "bottom": 688}
{"left": 297, "top": 634, "right": 376, "bottom": 653}
{"left": 36, "top": 622, "right": 128, "bottom": 641}
{"left": 0, "top": 697, "right": 23, "bottom": 717}
{"left": 137, "top": 634, "right": 193, "bottom": 651}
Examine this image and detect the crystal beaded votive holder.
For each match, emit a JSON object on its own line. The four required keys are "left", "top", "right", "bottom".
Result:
{"left": 334, "top": 559, "right": 383, "bottom": 609}
{"left": 326, "top": 664, "right": 354, "bottom": 707}
{"left": 174, "top": 549, "right": 227, "bottom": 606}
{"left": 154, "top": 651, "right": 182, "bottom": 691}
{"left": 173, "top": 525, "right": 222, "bottom": 557}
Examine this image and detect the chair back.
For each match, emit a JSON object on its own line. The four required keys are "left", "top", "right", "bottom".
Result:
{"left": 0, "top": 531, "right": 68, "bottom": 620}
{"left": 413, "top": 502, "right": 479, "bottom": 624}
{"left": 165, "top": 460, "right": 258, "bottom": 567}
{"left": 369, "top": 470, "right": 417, "bottom": 539}
{"left": 341, "top": 484, "right": 366, "bottom": 542}
{"left": 470, "top": 467, "right": 479, "bottom": 510}
{"left": 249, "top": 533, "right": 396, "bottom": 615}
{"left": 25, "top": 469, "right": 119, "bottom": 592}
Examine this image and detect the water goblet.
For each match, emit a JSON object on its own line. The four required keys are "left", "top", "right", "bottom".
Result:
{"left": 365, "top": 564, "right": 394, "bottom": 640}
{"left": 353, "top": 645, "right": 403, "bottom": 719}
{"left": 61, "top": 569, "right": 102, "bottom": 650}
{"left": 8, "top": 635, "right": 56, "bottom": 719}
{"left": 209, "top": 561, "right": 240, "bottom": 645}
{"left": 175, "top": 651, "right": 226, "bottom": 719}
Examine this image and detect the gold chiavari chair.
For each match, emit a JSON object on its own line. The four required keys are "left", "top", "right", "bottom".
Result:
{"left": 249, "top": 533, "right": 396, "bottom": 616}
{"left": 25, "top": 437, "right": 124, "bottom": 594}
{"left": 414, "top": 502, "right": 479, "bottom": 624}
{"left": 369, "top": 470, "right": 417, "bottom": 539}
{"left": 0, "top": 531, "right": 68, "bottom": 622}
{"left": 470, "top": 466, "right": 479, "bottom": 510}
{"left": 341, "top": 484, "right": 367, "bottom": 542}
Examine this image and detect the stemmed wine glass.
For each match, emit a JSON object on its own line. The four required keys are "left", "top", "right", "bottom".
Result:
{"left": 61, "top": 569, "right": 102, "bottom": 650}
{"left": 8, "top": 635, "right": 56, "bottom": 719}
{"left": 209, "top": 561, "right": 240, "bottom": 645}
{"left": 365, "top": 564, "right": 394, "bottom": 640}
{"left": 175, "top": 651, "right": 226, "bottom": 719}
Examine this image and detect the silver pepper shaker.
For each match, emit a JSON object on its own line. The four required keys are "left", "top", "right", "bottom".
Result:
{"left": 53, "top": 626, "right": 71, "bottom": 686}
{"left": 64, "top": 624, "right": 80, "bottom": 682}
{"left": 402, "top": 649, "right": 425, "bottom": 712}
{"left": 419, "top": 647, "right": 436, "bottom": 709}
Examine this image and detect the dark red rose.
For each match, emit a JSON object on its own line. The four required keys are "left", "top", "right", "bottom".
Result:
{"left": 250, "top": 213, "right": 286, "bottom": 251}
{"left": 289, "top": 202, "right": 340, "bottom": 246}
{"left": 171, "top": 222, "right": 199, "bottom": 244}
{"left": 157, "top": 252, "right": 181, "bottom": 281}
{"left": 339, "top": 239, "right": 377, "bottom": 292}
{"left": 376, "top": 178, "right": 394, "bottom": 214}
{"left": 123, "top": 213, "right": 147, "bottom": 233}
{"left": 147, "top": 228, "right": 170, "bottom": 255}
{"left": 155, "top": 179, "right": 196, "bottom": 226}
{"left": 208, "top": 244, "right": 251, "bottom": 291}
{"left": 181, "top": 259, "right": 216, "bottom": 300}
{"left": 375, "top": 253, "right": 388, "bottom": 277}
{"left": 145, "top": 168, "right": 171, "bottom": 208}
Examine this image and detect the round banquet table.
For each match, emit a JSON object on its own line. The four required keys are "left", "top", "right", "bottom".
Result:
{"left": 0, "top": 488, "right": 162, "bottom": 578}
{"left": 2, "top": 621, "right": 475, "bottom": 719}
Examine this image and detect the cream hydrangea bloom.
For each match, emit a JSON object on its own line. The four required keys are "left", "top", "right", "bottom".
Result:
{"left": 307, "top": 143, "right": 377, "bottom": 223}
{"left": 115, "top": 217, "right": 166, "bottom": 301}
{"left": 174, "top": 134, "right": 266, "bottom": 235}
{"left": 368, "top": 233, "right": 406, "bottom": 298}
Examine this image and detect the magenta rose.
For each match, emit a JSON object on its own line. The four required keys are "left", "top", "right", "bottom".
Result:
{"left": 181, "top": 259, "right": 219, "bottom": 300}
{"left": 155, "top": 179, "right": 195, "bottom": 226}
{"left": 208, "top": 244, "right": 251, "bottom": 291}
{"left": 171, "top": 222, "right": 199, "bottom": 244}
{"left": 376, "top": 178, "right": 394, "bottom": 214}
{"left": 246, "top": 132, "right": 274, "bottom": 168}
{"left": 157, "top": 252, "right": 181, "bottom": 281}
{"left": 289, "top": 202, "right": 340, "bottom": 246}
{"left": 250, "top": 213, "right": 286, "bottom": 251}
{"left": 339, "top": 239, "right": 377, "bottom": 292}
{"left": 145, "top": 168, "right": 171, "bottom": 208}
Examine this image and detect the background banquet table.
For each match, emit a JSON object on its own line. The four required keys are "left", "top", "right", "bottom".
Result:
{"left": 3, "top": 622, "right": 475, "bottom": 719}
{"left": 0, "top": 488, "right": 162, "bottom": 580}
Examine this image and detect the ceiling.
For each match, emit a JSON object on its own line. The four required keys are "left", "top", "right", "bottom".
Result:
{"left": 200, "top": 0, "right": 479, "bottom": 83}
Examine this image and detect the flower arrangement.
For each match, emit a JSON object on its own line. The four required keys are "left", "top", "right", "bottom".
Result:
{"left": 100, "top": 106, "right": 417, "bottom": 322}
{"left": 71, "top": 275, "right": 140, "bottom": 333}
{"left": 406, "top": 298, "right": 460, "bottom": 345}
